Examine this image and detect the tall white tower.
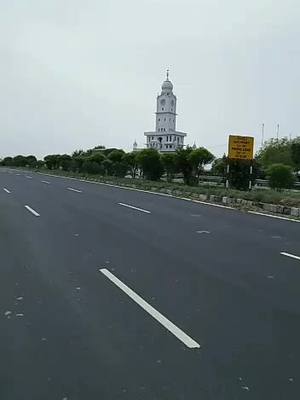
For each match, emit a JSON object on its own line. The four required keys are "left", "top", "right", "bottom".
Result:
{"left": 144, "top": 71, "right": 187, "bottom": 152}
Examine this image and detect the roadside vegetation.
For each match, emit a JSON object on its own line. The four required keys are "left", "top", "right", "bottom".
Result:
{"left": 1, "top": 137, "right": 300, "bottom": 207}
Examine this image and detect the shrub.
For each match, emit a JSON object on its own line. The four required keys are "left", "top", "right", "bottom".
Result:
{"left": 112, "top": 161, "right": 128, "bottom": 178}
{"left": 81, "top": 160, "right": 102, "bottom": 175}
{"left": 267, "top": 163, "right": 295, "bottom": 190}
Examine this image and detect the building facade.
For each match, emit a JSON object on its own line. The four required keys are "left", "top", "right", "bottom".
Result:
{"left": 144, "top": 72, "right": 187, "bottom": 152}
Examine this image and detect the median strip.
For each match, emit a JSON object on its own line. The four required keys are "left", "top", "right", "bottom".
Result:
{"left": 3, "top": 188, "right": 11, "bottom": 194}
{"left": 280, "top": 252, "right": 300, "bottom": 261}
{"left": 100, "top": 268, "right": 200, "bottom": 349}
{"left": 24, "top": 205, "right": 40, "bottom": 217}
{"left": 118, "top": 202, "right": 151, "bottom": 214}
{"left": 67, "top": 187, "right": 82, "bottom": 193}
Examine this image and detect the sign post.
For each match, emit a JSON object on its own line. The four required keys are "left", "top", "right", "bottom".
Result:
{"left": 225, "top": 163, "right": 230, "bottom": 189}
{"left": 227, "top": 135, "right": 254, "bottom": 190}
{"left": 249, "top": 164, "right": 253, "bottom": 190}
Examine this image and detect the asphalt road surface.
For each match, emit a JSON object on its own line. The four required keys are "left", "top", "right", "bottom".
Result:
{"left": 0, "top": 168, "right": 300, "bottom": 400}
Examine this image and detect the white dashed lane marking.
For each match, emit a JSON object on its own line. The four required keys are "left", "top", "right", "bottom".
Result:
{"left": 100, "top": 268, "right": 200, "bottom": 349}
{"left": 118, "top": 202, "right": 151, "bottom": 214}
{"left": 67, "top": 187, "right": 82, "bottom": 193}
{"left": 24, "top": 205, "right": 40, "bottom": 217}
{"left": 3, "top": 188, "right": 11, "bottom": 193}
{"left": 281, "top": 252, "right": 300, "bottom": 261}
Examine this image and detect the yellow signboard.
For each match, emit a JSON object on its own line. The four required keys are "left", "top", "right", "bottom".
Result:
{"left": 228, "top": 135, "right": 254, "bottom": 160}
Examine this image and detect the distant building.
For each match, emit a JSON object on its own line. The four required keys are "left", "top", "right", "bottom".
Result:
{"left": 142, "top": 71, "right": 188, "bottom": 153}
{"left": 132, "top": 140, "right": 143, "bottom": 152}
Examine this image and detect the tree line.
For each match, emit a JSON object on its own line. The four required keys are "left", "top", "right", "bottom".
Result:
{"left": 1, "top": 137, "right": 300, "bottom": 190}
{"left": 0, "top": 146, "right": 215, "bottom": 184}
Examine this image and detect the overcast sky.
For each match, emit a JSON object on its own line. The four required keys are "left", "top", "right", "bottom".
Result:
{"left": 0, "top": 0, "right": 299, "bottom": 159}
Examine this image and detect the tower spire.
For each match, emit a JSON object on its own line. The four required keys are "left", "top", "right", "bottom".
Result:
{"left": 166, "top": 69, "right": 169, "bottom": 80}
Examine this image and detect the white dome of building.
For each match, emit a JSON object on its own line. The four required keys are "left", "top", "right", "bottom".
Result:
{"left": 161, "top": 69, "right": 173, "bottom": 93}
{"left": 161, "top": 79, "right": 173, "bottom": 92}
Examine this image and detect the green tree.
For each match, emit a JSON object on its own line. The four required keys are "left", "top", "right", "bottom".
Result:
{"left": 58, "top": 154, "right": 72, "bottom": 171}
{"left": 227, "top": 159, "right": 261, "bottom": 190}
{"left": 161, "top": 153, "right": 177, "bottom": 182}
{"left": 108, "top": 149, "right": 125, "bottom": 163}
{"left": 136, "top": 148, "right": 163, "bottom": 181}
{"left": 102, "top": 148, "right": 119, "bottom": 156}
{"left": 36, "top": 160, "right": 45, "bottom": 169}
{"left": 72, "top": 149, "right": 84, "bottom": 158}
{"left": 291, "top": 138, "right": 300, "bottom": 170}
{"left": 81, "top": 160, "right": 102, "bottom": 174}
{"left": 123, "top": 152, "right": 139, "bottom": 178}
{"left": 2, "top": 157, "right": 13, "bottom": 166}
{"left": 256, "top": 138, "right": 293, "bottom": 168}
{"left": 175, "top": 147, "right": 194, "bottom": 185}
{"left": 102, "top": 159, "right": 113, "bottom": 175}
{"left": 71, "top": 156, "right": 85, "bottom": 172}
{"left": 44, "top": 154, "right": 60, "bottom": 170}
{"left": 211, "top": 155, "right": 227, "bottom": 176}
{"left": 267, "top": 163, "right": 295, "bottom": 190}
{"left": 89, "top": 152, "right": 106, "bottom": 164}
{"left": 25, "top": 155, "right": 37, "bottom": 167}
{"left": 113, "top": 161, "right": 128, "bottom": 177}
{"left": 105, "top": 150, "right": 126, "bottom": 177}
{"left": 188, "top": 147, "right": 215, "bottom": 182}
{"left": 12, "top": 155, "right": 27, "bottom": 167}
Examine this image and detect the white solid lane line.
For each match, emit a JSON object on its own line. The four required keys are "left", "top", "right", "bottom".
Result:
{"left": 25, "top": 175, "right": 32, "bottom": 179}
{"left": 24, "top": 205, "right": 40, "bottom": 217}
{"left": 67, "top": 187, "right": 82, "bottom": 193}
{"left": 3, "top": 188, "right": 11, "bottom": 193}
{"left": 41, "top": 180, "right": 50, "bottom": 184}
{"left": 100, "top": 268, "right": 200, "bottom": 349}
{"left": 281, "top": 252, "right": 300, "bottom": 261}
{"left": 248, "top": 211, "right": 300, "bottom": 223}
{"left": 118, "top": 202, "right": 151, "bottom": 214}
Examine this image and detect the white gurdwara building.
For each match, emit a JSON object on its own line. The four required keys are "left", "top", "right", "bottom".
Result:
{"left": 144, "top": 72, "right": 187, "bottom": 152}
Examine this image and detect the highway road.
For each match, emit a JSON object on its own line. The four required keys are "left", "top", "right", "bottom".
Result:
{"left": 0, "top": 167, "right": 300, "bottom": 400}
